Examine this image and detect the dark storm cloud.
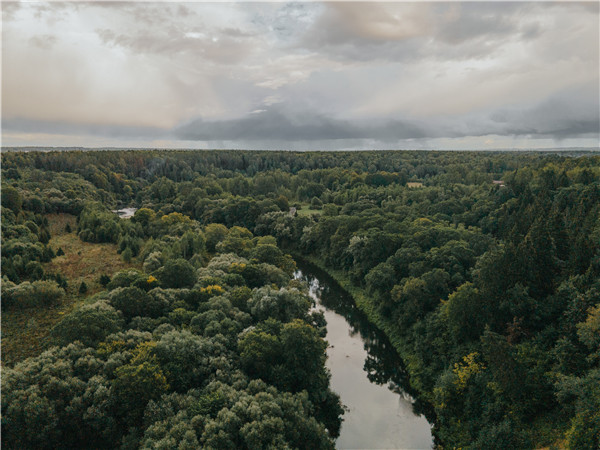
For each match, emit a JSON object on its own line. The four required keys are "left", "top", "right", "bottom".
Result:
{"left": 174, "top": 80, "right": 599, "bottom": 143}
{"left": 174, "top": 106, "right": 428, "bottom": 142}
{"left": 485, "top": 85, "right": 600, "bottom": 139}
{"left": 5, "top": 83, "right": 597, "bottom": 144}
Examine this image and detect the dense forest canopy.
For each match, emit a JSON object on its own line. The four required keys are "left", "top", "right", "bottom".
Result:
{"left": 2, "top": 149, "right": 599, "bottom": 449}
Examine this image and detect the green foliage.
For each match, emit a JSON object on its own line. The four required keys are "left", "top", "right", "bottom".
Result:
{"left": 99, "top": 273, "right": 111, "bottom": 286}
{"left": 241, "top": 263, "right": 289, "bottom": 289}
{"left": 109, "top": 286, "right": 169, "bottom": 321}
{"left": 78, "top": 203, "right": 121, "bottom": 243}
{"left": 107, "top": 269, "right": 150, "bottom": 290}
{"left": 112, "top": 345, "right": 170, "bottom": 424}
{"left": 132, "top": 207, "right": 156, "bottom": 226}
{"left": 443, "top": 282, "right": 485, "bottom": 343}
{"left": 3, "top": 149, "right": 599, "bottom": 448}
{"left": 141, "top": 381, "right": 334, "bottom": 449}
{"left": 2, "top": 280, "right": 64, "bottom": 309}
{"left": 154, "top": 258, "right": 197, "bottom": 289}
{"left": 565, "top": 409, "right": 600, "bottom": 450}
{"left": 2, "top": 185, "right": 23, "bottom": 212}
{"left": 121, "top": 247, "right": 133, "bottom": 262}
{"left": 154, "top": 330, "right": 222, "bottom": 392}
{"left": 2, "top": 343, "right": 115, "bottom": 449}
{"left": 311, "top": 196, "right": 324, "bottom": 209}
{"left": 51, "top": 300, "right": 124, "bottom": 347}
{"left": 248, "top": 286, "right": 311, "bottom": 323}
{"left": 205, "top": 223, "right": 228, "bottom": 252}
{"left": 239, "top": 330, "right": 282, "bottom": 379}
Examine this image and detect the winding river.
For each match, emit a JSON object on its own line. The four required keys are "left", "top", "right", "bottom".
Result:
{"left": 294, "top": 260, "right": 434, "bottom": 450}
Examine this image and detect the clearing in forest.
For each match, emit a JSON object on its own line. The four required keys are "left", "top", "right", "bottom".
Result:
{"left": 2, "top": 213, "right": 140, "bottom": 366}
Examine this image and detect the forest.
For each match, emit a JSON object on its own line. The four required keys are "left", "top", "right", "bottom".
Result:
{"left": 1, "top": 149, "right": 599, "bottom": 449}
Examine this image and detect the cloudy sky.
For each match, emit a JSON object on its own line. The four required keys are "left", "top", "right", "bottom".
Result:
{"left": 2, "top": 1, "right": 599, "bottom": 150}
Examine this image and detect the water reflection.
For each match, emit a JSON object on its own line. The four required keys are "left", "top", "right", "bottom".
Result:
{"left": 294, "top": 259, "right": 434, "bottom": 449}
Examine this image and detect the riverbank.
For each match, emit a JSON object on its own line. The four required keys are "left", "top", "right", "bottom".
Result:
{"left": 294, "top": 264, "right": 433, "bottom": 449}
{"left": 293, "top": 254, "right": 568, "bottom": 449}
{"left": 293, "top": 254, "right": 434, "bottom": 401}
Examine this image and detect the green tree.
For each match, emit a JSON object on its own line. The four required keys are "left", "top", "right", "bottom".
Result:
{"left": 132, "top": 207, "right": 156, "bottom": 226}
{"left": 51, "top": 300, "right": 124, "bottom": 347}
{"left": 205, "top": 223, "right": 229, "bottom": 252}
{"left": 1, "top": 185, "right": 22, "bottom": 212}
{"left": 155, "top": 258, "right": 196, "bottom": 289}
{"left": 109, "top": 286, "right": 169, "bottom": 321}
{"left": 112, "top": 345, "right": 169, "bottom": 424}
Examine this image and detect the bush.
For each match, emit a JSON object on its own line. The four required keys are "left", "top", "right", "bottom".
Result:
{"left": 78, "top": 203, "right": 121, "bottom": 243}
{"left": 121, "top": 247, "right": 133, "bottom": 263}
{"left": 99, "top": 274, "right": 111, "bottom": 287}
{"left": 109, "top": 286, "right": 169, "bottom": 321}
{"left": 107, "top": 269, "right": 149, "bottom": 291}
{"left": 310, "top": 197, "right": 323, "bottom": 209}
{"left": 1, "top": 185, "right": 22, "bottom": 212}
{"left": 248, "top": 287, "right": 311, "bottom": 323}
{"left": 204, "top": 224, "right": 228, "bottom": 252}
{"left": 51, "top": 300, "right": 124, "bottom": 347}
{"left": 2, "top": 280, "right": 64, "bottom": 309}
{"left": 154, "top": 258, "right": 196, "bottom": 289}
{"left": 25, "top": 261, "right": 44, "bottom": 280}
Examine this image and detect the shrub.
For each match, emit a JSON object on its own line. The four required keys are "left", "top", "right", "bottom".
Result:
{"left": 107, "top": 269, "right": 149, "bottom": 291}
{"left": 2, "top": 280, "right": 64, "bottom": 309}
{"left": 109, "top": 286, "right": 169, "bottom": 321}
{"left": 99, "top": 274, "right": 111, "bottom": 287}
{"left": 154, "top": 258, "right": 196, "bottom": 289}
{"left": 51, "top": 300, "right": 124, "bottom": 347}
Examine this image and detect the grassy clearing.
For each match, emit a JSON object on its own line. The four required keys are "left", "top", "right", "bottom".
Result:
{"left": 2, "top": 213, "right": 140, "bottom": 366}
{"left": 44, "top": 214, "right": 139, "bottom": 297}
{"left": 295, "top": 205, "right": 322, "bottom": 217}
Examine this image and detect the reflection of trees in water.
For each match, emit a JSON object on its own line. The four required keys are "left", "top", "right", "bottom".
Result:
{"left": 295, "top": 259, "right": 435, "bottom": 421}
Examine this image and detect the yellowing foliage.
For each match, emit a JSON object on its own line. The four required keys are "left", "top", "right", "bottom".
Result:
{"left": 200, "top": 285, "right": 224, "bottom": 296}
{"left": 453, "top": 352, "right": 486, "bottom": 391}
{"left": 229, "top": 262, "right": 247, "bottom": 272}
{"left": 98, "top": 339, "right": 127, "bottom": 356}
{"left": 160, "top": 212, "right": 192, "bottom": 225}
{"left": 131, "top": 341, "right": 158, "bottom": 365}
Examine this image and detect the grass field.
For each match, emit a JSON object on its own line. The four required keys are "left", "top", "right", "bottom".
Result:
{"left": 295, "top": 205, "right": 323, "bottom": 217}
{"left": 2, "top": 213, "right": 140, "bottom": 366}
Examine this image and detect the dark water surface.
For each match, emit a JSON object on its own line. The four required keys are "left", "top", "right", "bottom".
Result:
{"left": 294, "top": 260, "right": 433, "bottom": 450}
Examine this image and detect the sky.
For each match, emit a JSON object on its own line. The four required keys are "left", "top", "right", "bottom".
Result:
{"left": 2, "top": 1, "right": 599, "bottom": 150}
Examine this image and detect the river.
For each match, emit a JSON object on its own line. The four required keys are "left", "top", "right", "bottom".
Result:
{"left": 294, "top": 260, "right": 434, "bottom": 450}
